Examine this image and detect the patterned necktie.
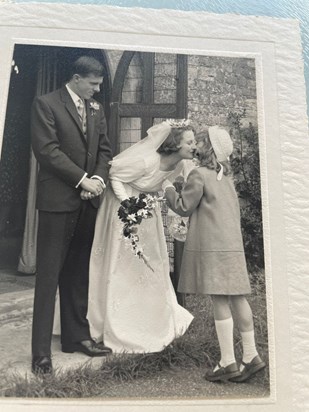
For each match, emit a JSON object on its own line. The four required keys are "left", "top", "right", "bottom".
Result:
{"left": 77, "top": 98, "right": 87, "bottom": 137}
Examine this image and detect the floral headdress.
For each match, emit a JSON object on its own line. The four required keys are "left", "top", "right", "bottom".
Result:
{"left": 166, "top": 118, "right": 191, "bottom": 128}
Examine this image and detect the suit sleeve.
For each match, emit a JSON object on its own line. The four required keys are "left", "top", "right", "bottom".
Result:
{"left": 92, "top": 107, "right": 113, "bottom": 183}
{"left": 31, "top": 96, "right": 86, "bottom": 187}
{"left": 165, "top": 168, "right": 204, "bottom": 217}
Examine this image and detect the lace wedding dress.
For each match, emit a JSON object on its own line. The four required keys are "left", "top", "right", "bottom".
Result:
{"left": 87, "top": 139, "right": 194, "bottom": 353}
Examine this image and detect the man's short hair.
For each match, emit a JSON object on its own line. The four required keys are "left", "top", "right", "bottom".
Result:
{"left": 69, "top": 56, "right": 104, "bottom": 79}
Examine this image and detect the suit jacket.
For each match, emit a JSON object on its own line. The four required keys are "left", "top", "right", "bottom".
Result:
{"left": 31, "top": 86, "right": 113, "bottom": 212}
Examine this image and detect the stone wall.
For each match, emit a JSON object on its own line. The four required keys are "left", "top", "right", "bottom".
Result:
{"left": 187, "top": 55, "right": 257, "bottom": 131}
{"left": 154, "top": 53, "right": 177, "bottom": 104}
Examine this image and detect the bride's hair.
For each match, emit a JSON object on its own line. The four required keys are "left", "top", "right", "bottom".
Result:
{"left": 157, "top": 125, "right": 195, "bottom": 155}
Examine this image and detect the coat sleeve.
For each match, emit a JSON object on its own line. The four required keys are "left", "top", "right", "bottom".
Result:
{"left": 31, "top": 96, "right": 86, "bottom": 187}
{"left": 165, "top": 168, "right": 204, "bottom": 217}
{"left": 92, "top": 106, "right": 113, "bottom": 182}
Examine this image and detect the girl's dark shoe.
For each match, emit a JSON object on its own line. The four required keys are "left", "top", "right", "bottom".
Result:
{"left": 32, "top": 355, "right": 53, "bottom": 375}
{"left": 229, "top": 355, "right": 266, "bottom": 382}
{"left": 204, "top": 362, "right": 241, "bottom": 382}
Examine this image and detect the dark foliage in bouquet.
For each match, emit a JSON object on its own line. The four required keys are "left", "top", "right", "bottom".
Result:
{"left": 118, "top": 193, "right": 151, "bottom": 228}
{"left": 227, "top": 110, "right": 264, "bottom": 273}
{"left": 118, "top": 193, "right": 161, "bottom": 271}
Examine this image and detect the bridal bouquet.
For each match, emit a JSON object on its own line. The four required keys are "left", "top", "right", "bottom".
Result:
{"left": 118, "top": 193, "right": 162, "bottom": 272}
{"left": 168, "top": 215, "right": 189, "bottom": 242}
{"left": 167, "top": 176, "right": 189, "bottom": 242}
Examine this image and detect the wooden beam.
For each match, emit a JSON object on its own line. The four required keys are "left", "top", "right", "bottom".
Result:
{"left": 111, "top": 50, "right": 135, "bottom": 103}
{"left": 141, "top": 53, "right": 155, "bottom": 138}
{"left": 176, "top": 54, "right": 188, "bottom": 118}
{"left": 142, "top": 53, "right": 155, "bottom": 104}
{"left": 119, "top": 104, "right": 177, "bottom": 117}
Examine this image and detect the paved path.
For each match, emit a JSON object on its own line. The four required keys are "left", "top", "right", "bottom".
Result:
{"left": 0, "top": 281, "right": 104, "bottom": 380}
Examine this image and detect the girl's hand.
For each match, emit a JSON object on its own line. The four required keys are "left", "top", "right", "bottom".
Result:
{"left": 162, "top": 179, "right": 174, "bottom": 192}
{"left": 173, "top": 176, "right": 184, "bottom": 193}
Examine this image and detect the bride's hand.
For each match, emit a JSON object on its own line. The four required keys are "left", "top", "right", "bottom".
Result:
{"left": 120, "top": 198, "right": 131, "bottom": 207}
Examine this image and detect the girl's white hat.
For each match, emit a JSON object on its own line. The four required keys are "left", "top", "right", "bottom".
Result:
{"left": 208, "top": 125, "right": 233, "bottom": 162}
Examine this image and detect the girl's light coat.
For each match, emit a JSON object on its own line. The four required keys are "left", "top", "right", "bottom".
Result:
{"left": 165, "top": 167, "right": 251, "bottom": 295}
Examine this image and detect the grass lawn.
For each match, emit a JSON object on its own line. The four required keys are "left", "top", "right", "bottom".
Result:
{"left": 1, "top": 270, "right": 270, "bottom": 399}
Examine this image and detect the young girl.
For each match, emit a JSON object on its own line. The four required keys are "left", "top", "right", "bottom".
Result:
{"left": 163, "top": 125, "right": 265, "bottom": 382}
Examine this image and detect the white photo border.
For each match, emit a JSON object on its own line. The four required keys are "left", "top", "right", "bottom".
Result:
{"left": 0, "top": 3, "right": 308, "bottom": 412}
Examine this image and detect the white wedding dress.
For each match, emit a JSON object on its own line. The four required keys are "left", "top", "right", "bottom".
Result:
{"left": 87, "top": 149, "right": 194, "bottom": 353}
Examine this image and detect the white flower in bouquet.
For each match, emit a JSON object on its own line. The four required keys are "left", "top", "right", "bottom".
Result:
{"left": 118, "top": 193, "right": 163, "bottom": 271}
{"left": 168, "top": 215, "right": 189, "bottom": 242}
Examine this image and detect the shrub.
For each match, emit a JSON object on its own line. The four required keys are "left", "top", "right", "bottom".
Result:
{"left": 227, "top": 110, "right": 264, "bottom": 273}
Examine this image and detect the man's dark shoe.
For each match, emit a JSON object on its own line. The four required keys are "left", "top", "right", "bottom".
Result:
{"left": 204, "top": 362, "right": 241, "bottom": 382}
{"left": 229, "top": 355, "right": 266, "bottom": 382}
{"left": 62, "top": 339, "right": 112, "bottom": 357}
{"left": 95, "top": 341, "right": 113, "bottom": 354}
{"left": 32, "top": 356, "right": 53, "bottom": 375}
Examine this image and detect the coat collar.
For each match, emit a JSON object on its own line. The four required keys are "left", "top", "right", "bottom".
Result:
{"left": 60, "top": 86, "right": 96, "bottom": 144}
{"left": 85, "top": 99, "right": 95, "bottom": 142}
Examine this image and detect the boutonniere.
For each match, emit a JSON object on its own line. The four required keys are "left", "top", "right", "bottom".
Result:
{"left": 89, "top": 101, "right": 100, "bottom": 116}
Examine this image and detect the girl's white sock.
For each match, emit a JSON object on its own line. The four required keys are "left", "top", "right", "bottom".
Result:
{"left": 214, "top": 317, "right": 236, "bottom": 368}
{"left": 240, "top": 329, "right": 258, "bottom": 367}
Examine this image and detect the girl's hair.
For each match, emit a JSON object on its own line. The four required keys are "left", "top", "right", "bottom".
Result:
{"left": 157, "top": 125, "right": 195, "bottom": 155}
{"left": 196, "top": 130, "right": 231, "bottom": 175}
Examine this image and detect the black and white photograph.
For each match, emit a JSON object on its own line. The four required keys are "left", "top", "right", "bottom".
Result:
{"left": 0, "top": 43, "right": 269, "bottom": 399}
{"left": 0, "top": 3, "right": 308, "bottom": 412}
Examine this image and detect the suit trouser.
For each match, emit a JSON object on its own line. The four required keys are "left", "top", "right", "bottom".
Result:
{"left": 32, "top": 201, "right": 97, "bottom": 356}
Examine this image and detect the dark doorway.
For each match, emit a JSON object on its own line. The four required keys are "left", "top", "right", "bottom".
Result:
{"left": 0, "top": 45, "right": 37, "bottom": 268}
{"left": 0, "top": 45, "right": 111, "bottom": 270}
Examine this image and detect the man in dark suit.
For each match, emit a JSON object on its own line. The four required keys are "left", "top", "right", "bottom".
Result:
{"left": 31, "top": 56, "right": 113, "bottom": 374}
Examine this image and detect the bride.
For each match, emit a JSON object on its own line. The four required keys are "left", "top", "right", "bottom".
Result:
{"left": 87, "top": 120, "right": 196, "bottom": 353}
